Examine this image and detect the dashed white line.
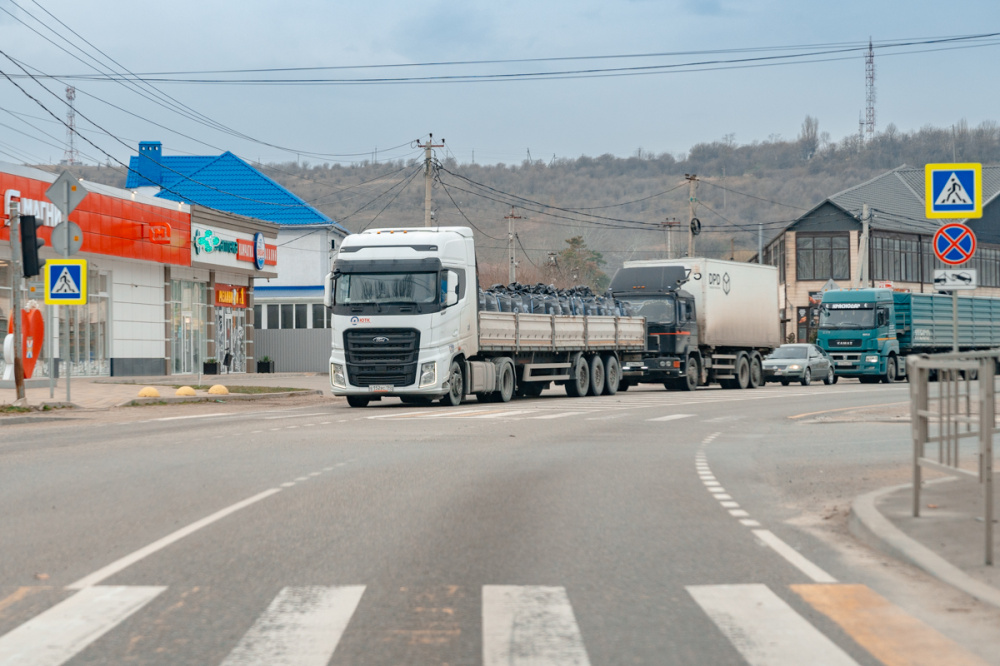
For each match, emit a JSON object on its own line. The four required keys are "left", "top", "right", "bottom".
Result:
{"left": 647, "top": 413, "right": 695, "bottom": 422}
{"left": 751, "top": 529, "right": 837, "bottom": 583}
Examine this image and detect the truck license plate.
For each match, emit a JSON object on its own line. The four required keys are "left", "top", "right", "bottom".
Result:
{"left": 368, "top": 385, "right": 394, "bottom": 393}
{"left": 835, "top": 361, "right": 851, "bottom": 367}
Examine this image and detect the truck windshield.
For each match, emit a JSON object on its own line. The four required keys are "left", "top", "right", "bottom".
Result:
{"left": 618, "top": 296, "right": 674, "bottom": 324}
{"left": 820, "top": 304, "right": 874, "bottom": 329}
{"left": 335, "top": 272, "right": 438, "bottom": 306}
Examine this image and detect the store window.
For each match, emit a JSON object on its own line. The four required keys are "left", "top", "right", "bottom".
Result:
{"left": 170, "top": 280, "right": 208, "bottom": 375}
{"left": 796, "top": 234, "right": 850, "bottom": 281}
{"left": 266, "top": 304, "right": 279, "bottom": 329}
{"left": 312, "top": 303, "right": 327, "bottom": 328}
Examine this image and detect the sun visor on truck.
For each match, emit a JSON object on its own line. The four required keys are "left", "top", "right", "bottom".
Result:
{"left": 333, "top": 257, "right": 444, "bottom": 274}
{"left": 609, "top": 265, "right": 688, "bottom": 294}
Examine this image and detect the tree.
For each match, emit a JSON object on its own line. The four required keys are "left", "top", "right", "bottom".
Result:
{"left": 799, "top": 116, "right": 819, "bottom": 161}
{"left": 558, "top": 236, "right": 609, "bottom": 292}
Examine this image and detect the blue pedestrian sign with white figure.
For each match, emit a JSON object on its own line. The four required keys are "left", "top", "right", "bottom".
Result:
{"left": 925, "top": 163, "right": 982, "bottom": 219}
{"left": 44, "top": 259, "right": 87, "bottom": 305}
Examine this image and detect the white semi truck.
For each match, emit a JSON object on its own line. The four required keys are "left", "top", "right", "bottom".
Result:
{"left": 323, "top": 227, "right": 646, "bottom": 407}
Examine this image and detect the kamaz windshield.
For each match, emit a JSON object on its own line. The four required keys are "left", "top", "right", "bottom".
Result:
{"left": 335, "top": 272, "right": 439, "bottom": 306}
{"left": 819, "top": 303, "right": 874, "bottom": 329}
{"left": 618, "top": 295, "right": 675, "bottom": 324}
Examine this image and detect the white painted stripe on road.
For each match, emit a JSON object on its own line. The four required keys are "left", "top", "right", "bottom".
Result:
{"left": 647, "top": 414, "right": 694, "bottom": 422}
{"left": 687, "top": 584, "right": 859, "bottom": 666}
{"left": 483, "top": 585, "right": 591, "bottom": 666}
{"left": 68, "top": 488, "right": 282, "bottom": 590}
{"left": 220, "top": 586, "right": 365, "bottom": 666}
{"left": 752, "top": 529, "right": 837, "bottom": 583}
{"left": 365, "top": 409, "right": 438, "bottom": 419}
{"left": 263, "top": 413, "right": 328, "bottom": 420}
{"left": 153, "top": 412, "right": 228, "bottom": 422}
{"left": 531, "top": 412, "right": 582, "bottom": 420}
{"left": 472, "top": 410, "right": 533, "bottom": 419}
{"left": 0, "top": 585, "right": 165, "bottom": 666}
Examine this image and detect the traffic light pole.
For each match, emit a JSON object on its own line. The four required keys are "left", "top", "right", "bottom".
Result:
{"left": 8, "top": 196, "right": 25, "bottom": 403}
{"left": 61, "top": 179, "right": 71, "bottom": 403}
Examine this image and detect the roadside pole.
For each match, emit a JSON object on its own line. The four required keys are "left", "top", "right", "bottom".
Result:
{"left": 62, "top": 179, "right": 71, "bottom": 403}
{"left": 417, "top": 134, "right": 444, "bottom": 227}
{"left": 686, "top": 174, "right": 698, "bottom": 257}
{"left": 8, "top": 196, "right": 25, "bottom": 403}
{"left": 47, "top": 303, "right": 53, "bottom": 399}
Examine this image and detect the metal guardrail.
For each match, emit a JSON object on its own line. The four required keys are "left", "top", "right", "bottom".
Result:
{"left": 908, "top": 351, "right": 997, "bottom": 565}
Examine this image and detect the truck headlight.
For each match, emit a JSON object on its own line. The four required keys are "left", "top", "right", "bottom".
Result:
{"left": 330, "top": 363, "right": 347, "bottom": 388}
{"left": 419, "top": 361, "right": 437, "bottom": 388}
{"left": 865, "top": 355, "right": 879, "bottom": 364}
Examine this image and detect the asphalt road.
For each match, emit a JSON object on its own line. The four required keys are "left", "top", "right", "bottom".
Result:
{"left": 1, "top": 381, "right": 998, "bottom": 665}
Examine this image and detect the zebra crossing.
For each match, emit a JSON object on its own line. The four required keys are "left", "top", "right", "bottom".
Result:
{"left": 0, "top": 581, "right": 984, "bottom": 665}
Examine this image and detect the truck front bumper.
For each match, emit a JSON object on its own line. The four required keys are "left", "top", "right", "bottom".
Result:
{"left": 622, "top": 356, "right": 683, "bottom": 379}
{"left": 329, "top": 347, "right": 455, "bottom": 397}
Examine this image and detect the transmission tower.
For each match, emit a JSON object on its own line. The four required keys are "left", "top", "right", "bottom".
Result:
{"left": 61, "top": 86, "right": 80, "bottom": 166}
{"left": 865, "top": 38, "right": 876, "bottom": 141}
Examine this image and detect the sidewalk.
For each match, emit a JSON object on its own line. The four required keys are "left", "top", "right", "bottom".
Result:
{"left": 0, "top": 372, "right": 331, "bottom": 410}
{"left": 851, "top": 475, "right": 1000, "bottom": 609}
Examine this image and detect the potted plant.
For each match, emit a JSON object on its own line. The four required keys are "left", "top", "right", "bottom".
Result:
{"left": 203, "top": 358, "right": 219, "bottom": 375}
{"left": 256, "top": 356, "right": 275, "bottom": 374}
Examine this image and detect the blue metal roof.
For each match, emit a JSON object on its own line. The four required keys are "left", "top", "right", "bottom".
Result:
{"left": 126, "top": 146, "right": 346, "bottom": 232}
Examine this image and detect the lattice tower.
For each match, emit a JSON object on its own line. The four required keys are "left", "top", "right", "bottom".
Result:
{"left": 61, "top": 85, "right": 80, "bottom": 166}
{"left": 865, "top": 38, "right": 876, "bottom": 141}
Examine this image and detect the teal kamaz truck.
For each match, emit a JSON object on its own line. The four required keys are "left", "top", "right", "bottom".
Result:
{"left": 817, "top": 288, "right": 1000, "bottom": 382}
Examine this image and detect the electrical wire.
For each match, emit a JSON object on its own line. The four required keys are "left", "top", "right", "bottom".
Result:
{"left": 358, "top": 166, "right": 424, "bottom": 232}
{"left": 698, "top": 180, "right": 809, "bottom": 211}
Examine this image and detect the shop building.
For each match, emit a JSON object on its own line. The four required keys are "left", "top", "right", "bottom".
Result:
{"left": 1, "top": 162, "right": 278, "bottom": 377}
{"left": 762, "top": 165, "right": 1000, "bottom": 343}
{"left": 126, "top": 142, "right": 348, "bottom": 371}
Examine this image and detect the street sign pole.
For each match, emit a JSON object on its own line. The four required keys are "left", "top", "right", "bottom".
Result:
{"left": 63, "top": 179, "right": 70, "bottom": 403}
{"left": 7, "top": 196, "right": 25, "bottom": 403}
{"left": 932, "top": 223, "right": 977, "bottom": 354}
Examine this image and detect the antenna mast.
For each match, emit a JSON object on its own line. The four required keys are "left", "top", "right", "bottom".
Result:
{"left": 61, "top": 86, "right": 80, "bottom": 166}
{"left": 865, "top": 38, "right": 876, "bottom": 142}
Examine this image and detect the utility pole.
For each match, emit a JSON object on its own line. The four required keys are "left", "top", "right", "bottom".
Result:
{"left": 758, "top": 223, "right": 763, "bottom": 264}
{"left": 662, "top": 217, "right": 679, "bottom": 259}
{"left": 7, "top": 195, "right": 25, "bottom": 402}
{"left": 686, "top": 174, "right": 699, "bottom": 257}
{"left": 854, "top": 203, "right": 871, "bottom": 288}
{"left": 505, "top": 207, "right": 522, "bottom": 283}
{"left": 417, "top": 134, "right": 444, "bottom": 227}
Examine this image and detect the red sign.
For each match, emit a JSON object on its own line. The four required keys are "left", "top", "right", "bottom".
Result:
{"left": 933, "top": 223, "right": 976, "bottom": 266}
{"left": 215, "top": 283, "right": 248, "bottom": 308}
{"left": 2, "top": 170, "right": 191, "bottom": 265}
{"left": 7, "top": 308, "right": 44, "bottom": 379}
{"left": 236, "top": 238, "right": 277, "bottom": 266}
{"left": 149, "top": 223, "right": 172, "bottom": 244}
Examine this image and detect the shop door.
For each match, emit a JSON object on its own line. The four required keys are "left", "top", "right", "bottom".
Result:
{"left": 215, "top": 307, "right": 246, "bottom": 373}
{"left": 180, "top": 311, "right": 195, "bottom": 374}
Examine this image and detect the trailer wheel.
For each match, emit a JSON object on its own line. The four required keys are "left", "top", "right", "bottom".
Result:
{"left": 601, "top": 354, "right": 620, "bottom": 395}
{"left": 565, "top": 355, "right": 590, "bottom": 397}
{"left": 346, "top": 395, "right": 370, "bottom": 408}
{"left": 734, "top": 354, "right": 751, "bottom": 389}
{"left": 497, "top": 360, "right": 515, "bottom": 403}
{"left": 680, "top": 355, "right": 698, "bottom": 392}
{"left": 441, "top": 360, "right": 464, "bottom": 406}
{"left": 587, "top": 354, "right": 605, "bottom": 397}
{"left": 748, "top": 354, "right": 763, "bottom": 389}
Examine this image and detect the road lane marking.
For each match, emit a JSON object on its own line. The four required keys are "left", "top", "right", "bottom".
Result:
{"left": 729, "top": 509, "right": 750, "bottom": 517}
{"left": 687, "top": 584, "right": 859, "bottom": 666}
{"left": 68, "top": 488, "right": 282, "bottom": 590}
{"left": 647, "top": 414, "right": 694, "bottom": 422}
{"left": 153, "top": 412, "right": 228, "bottom": 422}
{"left": 472, "top": 410, "right": 533, "bottom": 419}
{"left": 751, "top": 530, "right": 837, "bottom": 583}
{"left": 788, "top": 401, "right": 909, "bottom": 420}
{"left": 220, "top": 586, "right": 365, "bottom": 666}
{"left": 531, "top": 412, "right": 582, "bottom": 420}
{"left": 740, "top": 519, "right": 761, "bottom": 527}
{"left": 263, "top": 413, "right": 328, "bottom": 420}
{"left": 0, "top": 585, "right": 165, "bottom": 666}
{"left": 482, "top": 585, "right": 591, "bottom": 666}
{"left": 792, "top": 584, "right": 990, "bottom": 666}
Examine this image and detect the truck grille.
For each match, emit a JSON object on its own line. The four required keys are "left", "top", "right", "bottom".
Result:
{"left": 830, "top": 352, "right": 861, "bottom": 366}
{"left": 344, "top": 328, "right": 420, "bottom": 387}
{"left": 827, "top": 339, "right": 861, "bottom": 348}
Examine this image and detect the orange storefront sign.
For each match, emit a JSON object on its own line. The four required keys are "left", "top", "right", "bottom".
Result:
{"left": 215, "top": 283, "right": 248, "bottom": 308}
{"left": 1, "top": 171, "right": 190, "bottom": 265}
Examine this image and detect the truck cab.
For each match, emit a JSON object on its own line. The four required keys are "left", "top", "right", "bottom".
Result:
{"left": 816, "top": 288, "right": 901, "bottom": 382}
{"left": 610, "top": 265, "right": 698, "bottom": 388}
{"left": 324, "top": 227, "right": 477, "bottom": 407}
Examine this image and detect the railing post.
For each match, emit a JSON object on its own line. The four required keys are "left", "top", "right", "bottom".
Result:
{"left": 912, "top": 356, "right": 927, "bottom": 517}
{"left": 980, "top": 356, "right": 994, "bottom": 566}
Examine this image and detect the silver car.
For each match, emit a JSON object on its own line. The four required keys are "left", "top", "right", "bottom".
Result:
{"left": 762, "top": 343, "right": 836, "bottom": 386}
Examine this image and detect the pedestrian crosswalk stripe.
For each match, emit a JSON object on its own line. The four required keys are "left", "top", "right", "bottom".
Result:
{"left": 647, "top": 413, "right": 694, "bottom": 422}
{"left": 482, "top": 585, "right": 591, "bottom": 666}
{"left": 0, "top": 585, "right": 165, "bottom": 666}
{"left": 751, "top": 529, "right": 837, "bottom": 583}
{"left": 792, "top": 584, "right": 990, "bottom": 666}
{"left": 687, "top": 583, "right": 860, "bottom": 666}
{"left": 219, "top": 586, "right": 365, "bottom": 666}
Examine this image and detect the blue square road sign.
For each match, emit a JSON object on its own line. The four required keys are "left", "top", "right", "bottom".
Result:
{"left": 926, "top": 162, "right": 982, "bottom": 219}
{"left": 44, "top": 259, "right": 87, "bottom": 305}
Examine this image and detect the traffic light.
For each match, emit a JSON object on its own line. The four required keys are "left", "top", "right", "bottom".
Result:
{"left": 20, "top": 215, "right": 45, "bottom": 278}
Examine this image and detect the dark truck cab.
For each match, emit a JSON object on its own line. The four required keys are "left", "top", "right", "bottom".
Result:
{"left": 609, "top": 265, "right": 699, "bottom": 390}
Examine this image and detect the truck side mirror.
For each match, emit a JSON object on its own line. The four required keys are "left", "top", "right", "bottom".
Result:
{"left": 445, "top": 270, "right": 459, "bottom": 307}
{"left": 324, "top": 272, "right": 335, "bottom": 307}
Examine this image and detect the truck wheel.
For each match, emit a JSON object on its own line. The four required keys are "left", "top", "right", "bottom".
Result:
{"left": 601, "top": 354, "right": 620, "bottom": 395}
{"left": 800, "top": 368, "right": 812, "bottom": 386}
{"left": 680, "top": 356, "right": 698, "bottom": 391}
{"left": 346, "top": 395, "right": 370, "bottom": 408}
{"left": 565, "top": 355, "right": 590, "bottom": 397}
{"left": 883, "top": 356, "right": 897, "bottom": 384}
{"left": 441, "top": 361, "right": 464, "bottom": 406}
{"left": 734, "top": 354, "right": 751, "bottom": 389}
{"left": 748, "top": 354, "right": 763, "bottom": 389}
{"left": 587, "top": 355, "right": 605, "bottom": 397}
{"left": 497, "top": 361, "right": 515, "bottom": 403}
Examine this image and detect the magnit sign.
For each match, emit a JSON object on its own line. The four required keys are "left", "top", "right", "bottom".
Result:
{"left": 4, "top": 189, "right": 62, "bottom": 226}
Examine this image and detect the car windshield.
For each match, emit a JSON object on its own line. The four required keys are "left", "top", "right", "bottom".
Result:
{"left": 618, "top": 295, "right": 674, "bottom": 324}
{"left": 335, "top": 272, "right": 439, "bottom": 305}
{"left": 769, "top": 346, "right": 808, "bottom": 359}
{"left": 819, "top": 304, "right": 875, "bottom": 329}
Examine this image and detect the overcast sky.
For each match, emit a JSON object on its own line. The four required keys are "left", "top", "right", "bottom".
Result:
{"left": 1, "top": 0, "right": 998, "bottom": 168}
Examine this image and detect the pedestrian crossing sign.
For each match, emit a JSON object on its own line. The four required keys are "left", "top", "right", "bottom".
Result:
{"left": 925, "top": 162, "right": 982, "bottom": 219}
{"left": 44, "top": 259, "right": 87, "bottom": 305}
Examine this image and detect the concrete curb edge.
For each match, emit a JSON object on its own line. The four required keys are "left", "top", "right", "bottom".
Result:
{"left": 114, "top": 389, "right": 324, "bottom": 408}
{"left": 849, "top": 481, "right": 1000, "bottom": 610}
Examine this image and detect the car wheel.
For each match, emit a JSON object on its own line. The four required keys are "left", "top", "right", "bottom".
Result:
{"left": 800, "top": 368, "right": 812, "bottom": 386}
{"left": 823, "top": 367, "right": 835, "bottom": 385}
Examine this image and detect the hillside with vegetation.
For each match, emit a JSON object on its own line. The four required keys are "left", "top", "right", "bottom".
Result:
{"left": 60, "top": 118, "right": 1000, "bottom": 290}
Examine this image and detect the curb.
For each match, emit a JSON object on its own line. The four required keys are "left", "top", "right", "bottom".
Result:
{"left": 94, "top": 372, "right": 322, "bottom": 385}
{"left": 849, "top": 481, "right": 1000, "bottom": 610}
{"left": 114, "top": 389, "right": 324, "bottom": 408}
{"left": 0, "top": 415, "right": 77, "bottom": 425}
